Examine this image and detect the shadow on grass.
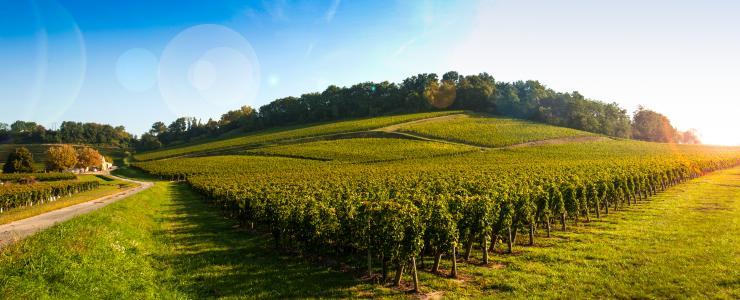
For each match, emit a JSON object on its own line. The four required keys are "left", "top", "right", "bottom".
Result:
{"left": 156, "top": 184, "right": 360, "bottom": 299}
{"left": 111, "top": 166, "right": 159, "bottom": 181}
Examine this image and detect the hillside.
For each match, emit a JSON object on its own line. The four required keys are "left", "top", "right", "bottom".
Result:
{"left": 134, "top": 111, "right": 462, "bottom": 161}
{"left": 134, "top": 111, "right": 604, "bottom": 161}
{"left": 5, "top": 111, "right": 740, "bottom": 298}
{"left": 0, "top": 144, "right": 51, "bottom": 171}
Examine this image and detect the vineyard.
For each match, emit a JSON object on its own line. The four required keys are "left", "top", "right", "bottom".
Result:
{"left": 133, "top": 122, "right": 740, "bottom": 292}
{"left": 397, "top": 113, "right": 596, "bottom": 147}
{"left": 0, "top": 179, "right": 100, "bottom": 212}
{"left": 244, "top": 138, "right": 478, "bottom": 162}
{"left": 134, "top": 111, "right": 461, "bottom": 161}
{"left": 0, "top": 172, "right": 76, "bottom": 183}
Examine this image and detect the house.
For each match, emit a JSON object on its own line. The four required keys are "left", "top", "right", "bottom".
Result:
{"left": 101, "top": 157, "right": 114, "bottom": 171}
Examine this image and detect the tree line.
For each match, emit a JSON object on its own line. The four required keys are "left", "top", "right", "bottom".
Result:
{"left": 0, "top": 121, "right": 133, "bottom": 148}
{"left": 2, "top": 145, "right": 105, "bottom": 173}
{"left": 0, "top": 71, "right": 699, "bottom": 151}
{"left": 136, "top": 71, "right": 699, "bottom": 151}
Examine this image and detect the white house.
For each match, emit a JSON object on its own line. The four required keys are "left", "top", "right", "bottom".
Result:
{"left": 101, "top": 157, "right": 113, "bottom": 171}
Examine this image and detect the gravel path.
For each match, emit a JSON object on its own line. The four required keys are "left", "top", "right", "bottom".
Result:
{"left": 0, "top": 175, "right": 153, "bottom": 248}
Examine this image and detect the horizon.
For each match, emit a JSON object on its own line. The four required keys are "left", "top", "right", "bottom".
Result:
{"left": 2, "top": 0, "right": 739, "bottom": 145}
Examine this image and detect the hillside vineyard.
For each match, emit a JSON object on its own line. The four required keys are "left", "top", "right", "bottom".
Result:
{"left": 134, "top": 139, "right": 740, "bottom": 287}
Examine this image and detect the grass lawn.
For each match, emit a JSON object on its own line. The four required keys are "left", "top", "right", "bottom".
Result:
{"left": 0, "top": 167, "right": 737, "bottom": 298}
{"left": 0, "top": 175, "right": 136, "bottom": 225}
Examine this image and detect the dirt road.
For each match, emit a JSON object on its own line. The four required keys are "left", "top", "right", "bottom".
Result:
{"left": 0, "top": 175, "right": 153, "bottom": 248}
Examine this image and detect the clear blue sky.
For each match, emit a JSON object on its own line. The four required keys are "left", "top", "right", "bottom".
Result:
{"left": 1, "top": 0, "right": 738, "bottom": 145}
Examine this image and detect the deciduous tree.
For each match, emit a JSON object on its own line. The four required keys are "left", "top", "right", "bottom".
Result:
{"left": 2, "top": 147, "right": 35, "bottom": 173}
{"left": 46, "top": 145, "right": 78, "bottom": 172}
{"left": 76, "top": 146, "right": 103, "bottom": 170}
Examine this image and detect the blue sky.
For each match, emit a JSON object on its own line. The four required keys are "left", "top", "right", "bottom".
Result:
{"left": 1, "top": 0, "right": 738, "bottom": 145}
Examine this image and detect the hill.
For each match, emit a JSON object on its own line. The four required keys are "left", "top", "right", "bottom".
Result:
{"left": 4, "top": 111, "right": 740, "bottom": 298}
{"left": 133, "top": 111, "right": 461, "bottom": 161}
{"left": 0, "top": 144, "right": 52, "bottom": 171}
{"left": 134, "top": 111, "right": 606, "bottom": 161}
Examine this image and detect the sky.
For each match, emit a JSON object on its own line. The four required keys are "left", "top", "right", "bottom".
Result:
{"left": 1, "top": 0, "right": 738, "bottom": 145}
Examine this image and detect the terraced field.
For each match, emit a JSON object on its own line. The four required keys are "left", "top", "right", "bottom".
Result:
{"left": 397, "top": 113, "right": 596, "bottom": 147}
{"left": 134, "top": 111, "right": 462, "bottom": 161}
{"left": 244, "top": 138, "right": 479, "bottom": 162}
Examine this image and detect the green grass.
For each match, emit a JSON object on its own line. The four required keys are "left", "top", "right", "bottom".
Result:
{"left": 244, "top": 137, "right": 479, "bottom": 162}
{"left": 0, "top": 179, "right": 390, "bottom": 299}
{"left": 0, "top": 175, "right": 135, "bottom": 225}
{"left": 2, "top": 166, "right": 737, "bottom": 298}
{"left": 134, "top": 111, "right": 462, "bottom": 161}
{"left": 411, "top": 166, "right": 740, "bottom": 298}
{"left": 398, "top": 113, "right": 595, "bottom": 147}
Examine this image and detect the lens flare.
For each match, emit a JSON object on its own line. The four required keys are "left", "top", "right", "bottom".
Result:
{"left": 23, "top": 0, "right": 86, "bottom": 124}
{"left": 116, "top": 48, "right": 158, "bottom": 92}
{"left": 158, "top": 24, "right": 261, "bottom": 118}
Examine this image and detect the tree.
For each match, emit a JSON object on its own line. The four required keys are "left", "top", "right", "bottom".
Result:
{"left": 399, "top": 73, "right": 438, "bottom": 112}
{"left": 454, "top": 73, "right": 496, "bottom": 111}
{"left": 76, "top": 146, "right": 103, "bottom": 170}
{"left": 0, "top": 123, "right": 11, "bottom": 143}
{"left": 46, "top": 145, "right": 78, "bottom": 172}
{"left": 678, "top": 129, "right": 701, "bottom": 144}
{"left": 219, "top": 105, "right": 257, "bottom": 131}
{"left": 149, "top": 122, "right": 168, "bottom": 136}
{"left": 137, "top": 133, "right": 162, "bottom": 150}
{"left": 631, "top": 106, "right": 678, "bottom": 143}
{"left": 3, "top": 147, "right": 35, "bottom": 173}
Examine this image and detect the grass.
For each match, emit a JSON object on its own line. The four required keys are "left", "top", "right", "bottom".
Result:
{"left": 411, "top": 166, "right": 740, "bottom": 298}
{"left": 0, "top": 175, "right": 135, "bottom": 225}
{"left": 0, "top": 177, "right": 389, "bottom": 298}
{"left": 134, "top": 111, "right": 462, "bottom": 161}
{"left": 1, "top": 166, "right": 737, "bottom": 298}
{"left": 244, "top": 137, "right": 479, "bottom": 163}
{"left": 398, "top": 113, "right": 594, "bottom": 147}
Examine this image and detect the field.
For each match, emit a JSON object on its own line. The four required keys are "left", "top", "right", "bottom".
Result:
{"left": 133, "top": 111, "right": 461, "bottom": 161}
{"left": 2, "top": 112, "right": 740, "bottom": 298}
{"left": 244, "top": 138, "right": 478, "bottom": 162}
{"left": 1, "top": 166, "right": 737, "bottom": 298}
{"left": 397, "top": 113, "right": 596, "bottom": 147}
